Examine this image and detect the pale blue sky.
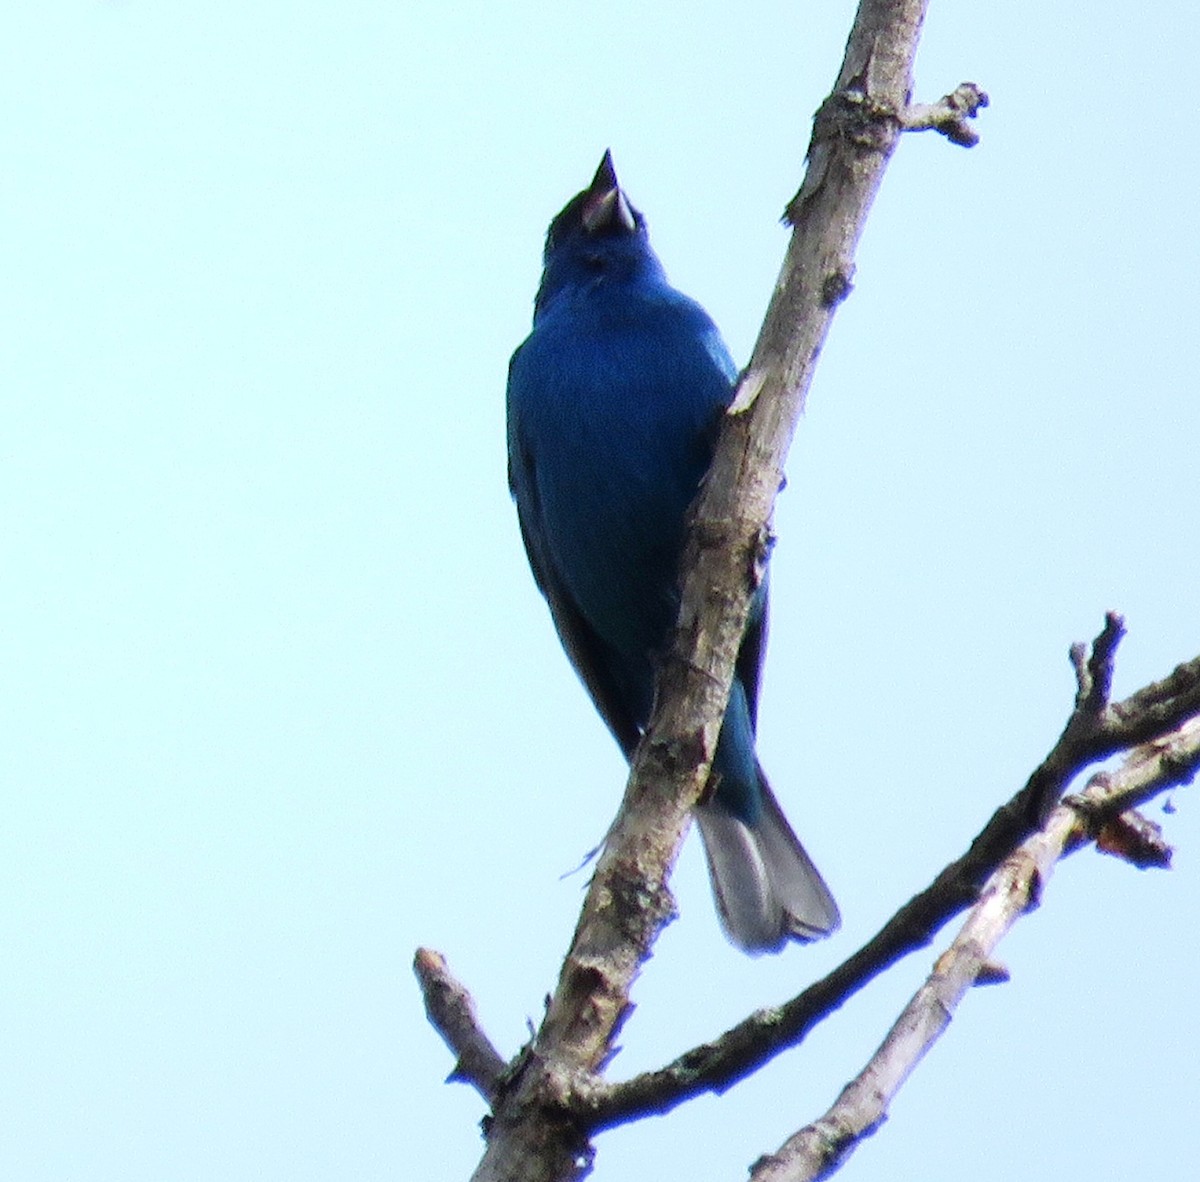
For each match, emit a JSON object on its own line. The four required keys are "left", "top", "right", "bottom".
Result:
{"left": 3, "top": 3, "right": 1198, "bottom": 1180}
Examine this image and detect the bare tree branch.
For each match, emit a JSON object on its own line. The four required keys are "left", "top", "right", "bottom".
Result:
{"left": 749, "top": 715, "right": 1200, "bottom": 1182}
{"left": 414, "top": 948, "right": 507, "bottom": 1105}
{"left": 465, "top": 4, "right": 953, "bottom": 1179}
{"left": 582, "top": 621, "right": 1200, "bottom": 1130}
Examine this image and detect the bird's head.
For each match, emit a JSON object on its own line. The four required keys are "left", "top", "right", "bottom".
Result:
{"left": 534, "top": 151, "right": 665, "bottom": 316}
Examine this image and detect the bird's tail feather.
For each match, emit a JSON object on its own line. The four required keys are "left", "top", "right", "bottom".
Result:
{"left": 694, "top": 768, "right": 839, "bottom": 955}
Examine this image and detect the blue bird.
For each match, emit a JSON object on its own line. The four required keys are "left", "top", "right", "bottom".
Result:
{"left": 507, "top": 152, "right": 839, "bottom": 954}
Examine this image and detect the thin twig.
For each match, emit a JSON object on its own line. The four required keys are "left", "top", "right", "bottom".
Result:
{"left": 1072, "top": 610, "right": 1125, "bottom": 713}
{"left": 901, "top": 82, "right": 990, "bottom": 146}
{"left": 414, "top": 948, "right": 507, "bottom": 1104}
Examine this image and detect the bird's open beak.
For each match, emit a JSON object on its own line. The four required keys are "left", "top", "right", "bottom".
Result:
{"left": 582, "top": 150, "right": 637, "bottom": 235}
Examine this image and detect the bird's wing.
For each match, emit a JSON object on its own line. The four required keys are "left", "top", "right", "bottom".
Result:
{"left": 508, "top": 435, "right": 643, "bottom": 760}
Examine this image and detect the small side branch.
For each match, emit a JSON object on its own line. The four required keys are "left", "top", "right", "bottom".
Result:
{"left": 414, "top": 948, "right": 507, "bottom": 1104}
{"left": 1070, "top": 610, "right": 1125, "bottom": 714}
{"left": 902, "top": 82, "right": 990, "bottom": 146}
{"left": 748, "top": 714, "right": 1200, "bottom": 1182}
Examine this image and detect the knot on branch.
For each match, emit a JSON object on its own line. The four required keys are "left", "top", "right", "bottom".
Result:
{"left": 640, "top": 727, "right": 709, "bottom": 780}
{"left": 821, "top": 268, "right": 855, "bottom": 307}
{"left": 811, "top": 88, "right": 900, "bottom": 154}
{"left": 751, "top": 524, "right": 776, "bottom": 586}
{"left": 605, "top": 855, "right": 680, "bottom": 942}
{"left": 1093, "top": 807, "right": 1173, "bottom": 869}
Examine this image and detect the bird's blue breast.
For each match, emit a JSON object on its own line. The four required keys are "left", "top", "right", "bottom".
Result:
{"left": 508, "top": 279, "right": 736, "bottom": 723}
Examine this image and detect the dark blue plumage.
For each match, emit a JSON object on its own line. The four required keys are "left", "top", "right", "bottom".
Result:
{"left": 507, "top": 153, "right": 838, "bottom": 953}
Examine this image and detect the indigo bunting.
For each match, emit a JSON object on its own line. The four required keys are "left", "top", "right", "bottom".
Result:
{"left": 507, "top": 152, "right": 839, "bottom": 953}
